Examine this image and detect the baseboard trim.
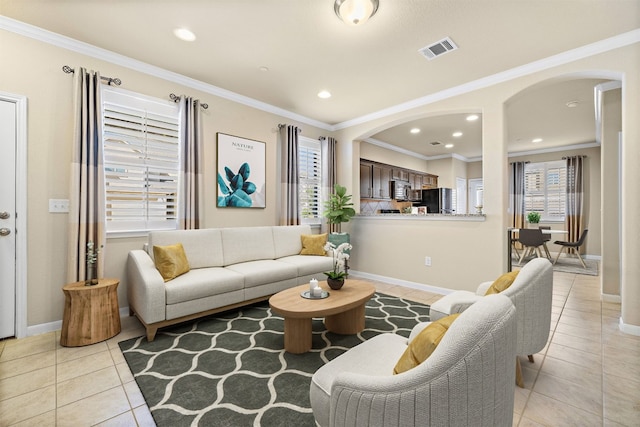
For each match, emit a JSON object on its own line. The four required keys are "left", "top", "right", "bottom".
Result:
{"left": 27, "top": 307, "right": 131, "bottom": 337}
{"left": 602, "top": 293, "right": 621, "bottom": 303}
{"left": 349, "top": 270, "right": 452, "bottom": 296}
{"left": 619, "top": 317, "right": 640, "bottom": 337}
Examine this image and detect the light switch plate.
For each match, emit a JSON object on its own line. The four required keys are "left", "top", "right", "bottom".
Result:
{"left": 49, "top": 199, "right": 69, "bottom": 213}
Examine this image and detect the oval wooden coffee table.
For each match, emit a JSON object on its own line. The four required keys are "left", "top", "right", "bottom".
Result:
{"left": 269, "top": 279, "right": 375, "bottom": 354}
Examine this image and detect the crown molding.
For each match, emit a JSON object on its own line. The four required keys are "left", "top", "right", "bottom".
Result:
{"left": 508, "top": 141, "right": 600, "bottom": 158}
{"left": 334, "top": 29, "right": 640, "bottom": 131}
{"left": 0, "top": 16, "right": 333, "bottom": 131}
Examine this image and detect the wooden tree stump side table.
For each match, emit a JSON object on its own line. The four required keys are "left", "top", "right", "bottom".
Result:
{"left": 60, "top": 278, "right": 121, "bottom": 347}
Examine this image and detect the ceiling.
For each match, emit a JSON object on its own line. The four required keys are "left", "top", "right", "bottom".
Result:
{"left": 1, "top": 0, "right": 637, "bottom": 157}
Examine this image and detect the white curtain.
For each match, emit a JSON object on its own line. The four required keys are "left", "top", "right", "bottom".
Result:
{"left": 67, "top": 68, "right": 106, "bottom": 283}
{"left": 178, "top": 96, "right": 203, "bottom": 230}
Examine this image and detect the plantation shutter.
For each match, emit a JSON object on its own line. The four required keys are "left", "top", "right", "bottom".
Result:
{"left": 524, "top": 166, "right": 545, "bottom": 213}
{"left": 524, "top": 160, "right": 566, "bottom": 221}
{"left": 546, "top": 164, "right": 566, "bottom": 218}
{"left": 298, "top": 138, "right": 322, "bottom": 224}
{"left": 102, "top": 89, "right": 180, "bottom": 232}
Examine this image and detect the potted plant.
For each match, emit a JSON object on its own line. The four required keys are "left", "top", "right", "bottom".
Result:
{"left": 323, "top": 241, "right": 352, "bottom": 290}
{"left": 527, "top": 211, "right": 541, "bottom": 226}
{"left": 324, "top": 184, "right": 356, "bottom": 233}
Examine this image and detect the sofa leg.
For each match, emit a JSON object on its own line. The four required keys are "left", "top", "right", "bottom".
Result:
{"left": 515, "top": 357, "right": 524, "bottom": 388}
{"left": 528, "top": 354, "right": 534, "bottom": 363}
{"left": 146, "top": 327, "right": 158, "bottom": 342}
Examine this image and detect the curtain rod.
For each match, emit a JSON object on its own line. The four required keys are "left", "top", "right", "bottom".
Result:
{"left": 169, "top": 93, "right": 208, "bottom": 110}
{"left": 62, "top": 65, "right": 121, "bottom": 86}
{"left": 562, "top": 155, "right": 587, "bottom": 159}
{"left": 278, "top": 124, "right": 302, "bottom": 133}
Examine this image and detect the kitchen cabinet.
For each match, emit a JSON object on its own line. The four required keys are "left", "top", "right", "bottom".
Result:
{"left": 373, "top": 165, "right": 392, "bottom": 199}
{"left": 410, "top": 173, "right": 423, "bottom": 190}
{"left": 392, "top": 169, "right": 409, "bottom": 181}
{"left": 423, "top": 174, "right": 438, "bottom": 189}
{"left": 360, "top": 163, "right": 373, "bottom": 198}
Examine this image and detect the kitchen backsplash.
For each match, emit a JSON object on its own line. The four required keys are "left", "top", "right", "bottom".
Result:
{"left": 360, "top": 199, "right": 412, "bottom": 214}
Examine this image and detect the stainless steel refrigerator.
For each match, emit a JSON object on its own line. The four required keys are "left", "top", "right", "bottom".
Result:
{"left": 418, "top": 188, "right": 454, "bottom": 214}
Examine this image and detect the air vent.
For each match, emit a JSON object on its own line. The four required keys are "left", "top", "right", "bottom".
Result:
{"left": 419, "top": 37, "right": 458, "bottom": 60}
{"left": 429, "top": 141, "right": 442, "bottom": 146}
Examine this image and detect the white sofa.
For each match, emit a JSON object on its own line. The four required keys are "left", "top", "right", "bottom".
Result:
{"left": 310, "top": 294, "right": 517, "bottom": 427}
{"left": 127, "top": 225, "right": 333, "bottom": 340}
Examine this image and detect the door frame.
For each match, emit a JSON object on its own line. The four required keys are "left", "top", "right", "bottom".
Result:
{"left": 1, "top": 91, "right": 28, "bottom": 339}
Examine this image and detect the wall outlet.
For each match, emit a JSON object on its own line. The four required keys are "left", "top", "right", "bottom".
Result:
{"left": 424, "top": 256, "right": 432, "bottom": 266}
{"left": 49, "top": 199, "right": 69, "bottom": 213}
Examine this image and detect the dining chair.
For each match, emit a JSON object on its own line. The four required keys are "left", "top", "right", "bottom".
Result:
{"left": 517, "top": 228, "right": 545, "bottom": 265}
{"left": 538, "top": 225, "right": 552, "bottom": 259}
{"left": 554, "top": 229, "right": 589, "bottom": 268}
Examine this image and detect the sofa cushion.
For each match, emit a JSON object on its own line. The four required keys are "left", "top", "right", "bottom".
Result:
{"left": 153, "top": 243, "right": 190, "bottom": 282}
{"left": 165, "top": 267, "right": 245, "bottom": 305}
{"left": 277, "top": 255, "right": 334, "bottom": 277}
{"left": 393, "top": 313, "right": 460, "bottom": 374}
{"left": 485, "top": 270, "right": 519, "bottom": 295}
{"left": 224, "top": 260, "right": 297, "bottom": 288}
{"left": 300, "top": 233, "right": 328, "bottom": 256}
{"left": 221, "top": 227, "right": 276, "bottom": 266}
{"left": 149, "top": 229, "right": 224, "bottom": 268}
{"left": 272, "top": 225, "right": 312, "bottom": 258}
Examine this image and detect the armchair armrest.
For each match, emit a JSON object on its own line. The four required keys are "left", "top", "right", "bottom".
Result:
{"left": 475, "top": 280, "right": 493, "bottom": 296}
{"left": 127, "top": 250, "right": 166, "bottom": 325}
{"left": 428, "top": 290, "right": 481, "bottom": 321}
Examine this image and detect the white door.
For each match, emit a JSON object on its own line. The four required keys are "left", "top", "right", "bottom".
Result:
{"left": 469, "top": 178, "right": 484, "bottom": 213}
{"left": 456, "top": 177, "right": 467, "bottom": 215}
{"left": 0, "top": 99, "right": 17, "bottom": 339}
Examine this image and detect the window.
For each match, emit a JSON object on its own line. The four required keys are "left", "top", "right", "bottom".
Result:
{"left": 298, "top": 137, "right": 322, "bottom": 224}
{"left": 524, "top": 160, "right": 566, "bottom": 221}
{"left": 101, "top": 87, "right": 181, "bottom": 233}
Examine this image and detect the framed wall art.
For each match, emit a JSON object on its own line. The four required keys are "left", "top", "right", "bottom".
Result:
{"left": 216, "top": 133, "right": 266, "bottom": 208}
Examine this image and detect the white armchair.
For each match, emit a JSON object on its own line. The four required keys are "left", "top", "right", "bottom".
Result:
{"left": 310, "top": 295, "right": 517, "bottom": 427}
{"left": 429, "top": 257, "right": 553, "bottom": 386}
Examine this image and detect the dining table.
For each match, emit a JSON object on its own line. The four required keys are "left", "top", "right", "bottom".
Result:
{"left": 507, "top": 227, "right": 568, "bottom": 272}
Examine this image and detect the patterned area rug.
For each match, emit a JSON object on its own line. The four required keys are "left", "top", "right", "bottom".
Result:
{"left": 512, "top": 254, "right": 598, "bottom": 276}
{"left": 119, "top": 293, "right": 430, "bottom": 427}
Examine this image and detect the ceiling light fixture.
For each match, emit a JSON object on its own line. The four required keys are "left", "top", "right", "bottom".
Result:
{"left": 173, "top": 28, "right": 196, "bottom": 42}
{"left": 566, "top": 100, "right": 580, "bottom": 108}
{"left": 532, "top": 138, "right": 543, "bottom": 143}
{"left": 452, "top": 131, "right": 463, "bottom": 137}
{"left": 466, "top": 114, "right": 479, "bottom": 121}
{"left": 410, "top": 128, "right": 420, "bottom": 134}
{"left": 445, "top": 144, "right": 454, "bottom": 149}
{"left": 334, "top": 0, "right": 379, "bottom": 25}
{"left": 318, "top": 90, "right": 332, "bottom": 99}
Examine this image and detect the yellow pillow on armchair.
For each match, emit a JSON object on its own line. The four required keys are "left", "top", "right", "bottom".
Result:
{"left": 300, "top": 233, "right": 328, "bottom": 256}
{"left": 393, "top": 313, "right": 460, "bottom": 374}
{"left": 485, "top": 270, "right": 519, "bottom": 295}
{"left": 153, "top": 243, "right": 190, "bottom": 282}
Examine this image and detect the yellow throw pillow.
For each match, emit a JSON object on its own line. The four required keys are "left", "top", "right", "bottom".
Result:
{"left": 393, "top": 313, "right": 460, "bottom": 374}
{"left": 153, "top": 243, "right": 190, "bottom": 282}
{"left": 485, "top": 270, "right": 519, "bottom": 295}
{"left": 300, "top": 233, "right": 328, "bottom": 256}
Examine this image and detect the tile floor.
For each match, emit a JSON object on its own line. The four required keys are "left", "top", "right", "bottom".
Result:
{"left": 1, "top": 268, "right": 639, "bottom": 426}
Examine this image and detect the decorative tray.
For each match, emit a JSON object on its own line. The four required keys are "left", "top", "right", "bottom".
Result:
{"left": 300, "top": 290, "right": 329, "bottom": 300}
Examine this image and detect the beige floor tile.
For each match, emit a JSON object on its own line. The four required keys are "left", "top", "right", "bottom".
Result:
{"left": 551, "top": 330, "right": 601, "bottom": 354}
{"left": 557, "top": 312, "right": 602, "bottom": 330}
{"left": 10, "top": 410, "right": 56, "bottom": 427}
{"left": 0, "top": 332, "right": 56, "bottom": 362}
{"left": 563, "top": 299, "right": 601, "bottom": 315}
{"left": 123, "top": 379, "right": 146, "bottom": 408}
{"left": 56, "top": 386, "right": 131, "bottom": 426}
{"left": 0, "top": 384, "right": 56, "bottom": 425}
{"left": 603, "top": 348, "right": 640, "bottom": 383}
{"left": 555, "top": 322, "right": 602, "bottom": 342}
{"left": 57, "top": 366, "right": 122, "bottom": 407}
{"left": 518, "top": 415, "right": 548, "bottom": 426}
{"left": 57, "top": 348, "right": 115, "bottom": 383}
{"left": 540, "top": 356, "right": 602, "bottom": 389}
{"left": 95, "top": 410, "right": 138, "bottom": 427}
{"left": 0, "top": 350, "right": 55, "bottom": 380}
{"left": 522, "top": 391, "right": 602, "bottom": 426}
{"left": 533, "top": 371, "right": 602, "bottom": 416}
{"left": 560, "top": 307, "right": 602, "bottom": 322}
{"left": 603, "top": 374, "right": 640, "bottom": 426}
{"left": 115, "top": 361, "right": 135, "bottom": 384}
{"left": 57, "top": 340, "right": 109, "bottom": 364}
{"left": 603, "top": 333, "right": 640, "bottom": 353}
{"left": 0, "top": 365, "right": 55, "bottom": 401}
{"left": 513, "top": 383, "right": 531, "bottom": 414}
{"left": 546, "top": 342, "right": 602, "bottom": 370}
{"left": 133, "top": 404, "right": 156, "bottom": 427}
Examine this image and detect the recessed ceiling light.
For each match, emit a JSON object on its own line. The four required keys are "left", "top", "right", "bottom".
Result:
{"left": 173, "top": 28, "right": 196, "bottom": 42}
{"left": 410, "top": 128, "right": 421, "bottom": 134}
{"left": 452, "top": 131, "right": 463, "bottom": 137}
{"left": 532, "top": 138, "right": 543, "bottom": 143}
{"left": 466, "top": 114, "right": 479, "bottom": 121}
{"left": 566, "top": 100, "right": 580, "bottom": 108}
{"left": 445, "top": 143, "right": 454, "bottom": 148}
{"left": 258, "top": 66, "right": 269, "bottom": 72}
{"left": 317, "top": 90, "right": 332, "bottom": 99}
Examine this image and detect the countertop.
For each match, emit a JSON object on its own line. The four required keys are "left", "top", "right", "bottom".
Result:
{"left": 355, "top": 213, "right": 486, "bottom": 221}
